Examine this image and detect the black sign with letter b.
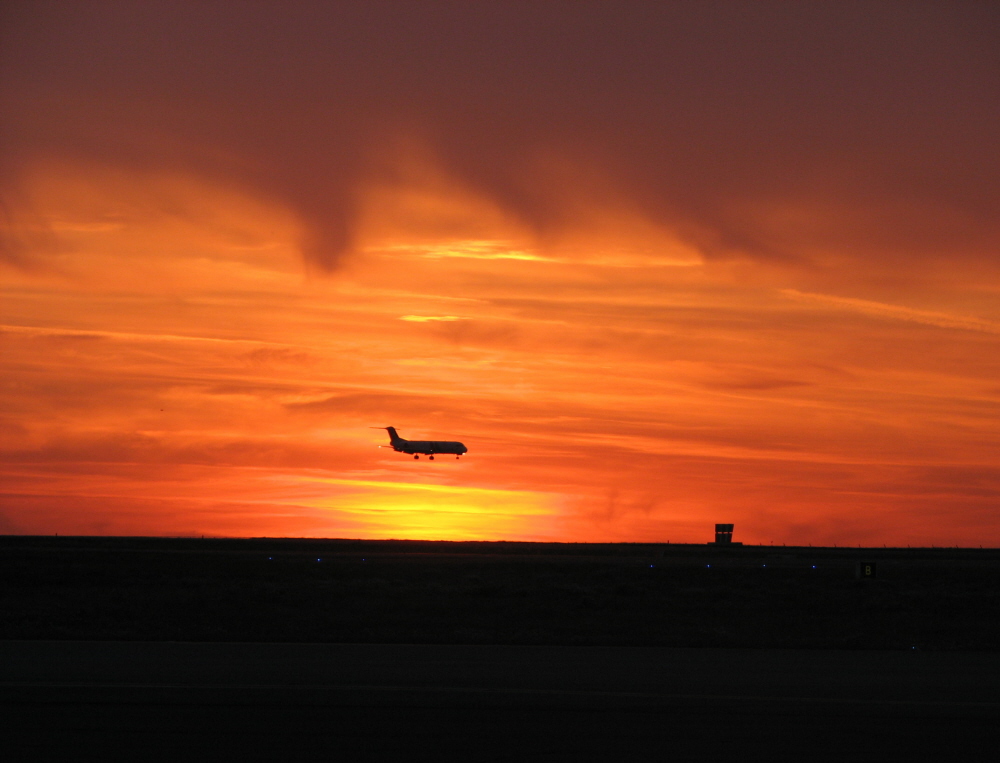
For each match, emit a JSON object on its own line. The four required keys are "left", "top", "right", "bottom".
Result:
{"left": 857, "top": 561, "right": 878, "bottom": 579}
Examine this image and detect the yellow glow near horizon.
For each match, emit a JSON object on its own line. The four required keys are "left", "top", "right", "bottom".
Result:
{"left": 295, "top": 477, "right": 556, "bottom": 540}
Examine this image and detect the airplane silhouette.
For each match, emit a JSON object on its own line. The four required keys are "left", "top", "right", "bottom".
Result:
{"left": 374, "top": 426, "right": 468, "bottom": 460}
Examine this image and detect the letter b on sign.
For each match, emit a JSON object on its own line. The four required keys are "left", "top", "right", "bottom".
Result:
{"left": 857, "top": 562, "right": 877, "bottom": 579}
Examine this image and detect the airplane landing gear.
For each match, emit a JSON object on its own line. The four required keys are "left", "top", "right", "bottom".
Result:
{"left": 413, "top": 455, "right": 419, "bottom": 460}
{"left": 429, "top": 455, "right": 435, "bottom": 460}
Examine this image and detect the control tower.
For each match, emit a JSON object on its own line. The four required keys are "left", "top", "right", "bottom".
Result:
{"left": 710, "top": 523, "right": 741, "bottom": 545}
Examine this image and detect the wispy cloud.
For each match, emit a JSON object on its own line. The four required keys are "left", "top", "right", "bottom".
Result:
{"left": 399, "top": 315, "right": 465, "bottom": 322}
{"left": 781, "top": 290, "right": 1000, "bottom": 334}
{"left": 0, "top": 323, "right": 296, "bottom": 346}
{"left": 377, "top": 240, "right": 553, "bottom": 262}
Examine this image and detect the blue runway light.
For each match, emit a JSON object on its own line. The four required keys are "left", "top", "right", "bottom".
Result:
{"left": 706, "top": 564, "right": 711, "bottom": 568}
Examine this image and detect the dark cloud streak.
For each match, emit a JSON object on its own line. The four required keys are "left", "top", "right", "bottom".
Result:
{"left": 2, "top": 0, "right": 998, "bottom": 269}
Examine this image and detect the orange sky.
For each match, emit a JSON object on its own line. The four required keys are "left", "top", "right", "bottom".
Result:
{"left": 2, "top": 2, "right": 999, "bottom": 545}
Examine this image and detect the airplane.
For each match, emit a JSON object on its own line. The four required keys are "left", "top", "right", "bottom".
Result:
{"left": 373, "top": 426, "right": 468, "bottom": 460}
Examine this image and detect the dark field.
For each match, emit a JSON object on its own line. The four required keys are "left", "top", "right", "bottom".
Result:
{"left": 3, "top": 536, "right": 998, "bottom": 650}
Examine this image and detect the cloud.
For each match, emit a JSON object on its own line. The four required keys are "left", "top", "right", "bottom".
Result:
{"left": 399, "top": 315, "right": 465, "bottom": 322}
{"left": 379, "top": 241, "right": 552, "bottom": 262}
{"left": 2, "top": 1, "right": 998, "bottom": 272}
{"left": 782, "top": 290, "right": 1000, "bottom": 334}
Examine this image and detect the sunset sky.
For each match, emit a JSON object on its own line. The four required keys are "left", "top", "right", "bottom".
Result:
{"left": 2, "top": 1, "right": 999, "bottom": 545}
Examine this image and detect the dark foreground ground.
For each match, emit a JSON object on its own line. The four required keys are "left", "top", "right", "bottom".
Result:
{"left": 4, "top": 640, "right": 1000, "bottom": 762}
{"left": 3, "top": 537, "right": 999, "bottom": 760}
{"left": 2, "top": 536, "right": 999, "bottom": 649}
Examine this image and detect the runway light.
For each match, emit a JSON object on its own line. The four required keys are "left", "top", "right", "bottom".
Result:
{"left": 812, "top": 565, "right": 816, "bottom": 569}
{"left": 706, "top": 564, "right": 711, "bottom": 568}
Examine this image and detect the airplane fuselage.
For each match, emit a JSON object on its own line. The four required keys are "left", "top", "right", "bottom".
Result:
{"left": 394, "top": 439, "right": 467, "bottom": 456}
{"left": 381, "top": 427, "right": 467, "bottom": 458}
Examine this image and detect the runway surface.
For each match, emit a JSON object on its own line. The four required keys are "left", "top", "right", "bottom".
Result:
{"left": 3, "top": 641, "right": 999, "bottom": 761}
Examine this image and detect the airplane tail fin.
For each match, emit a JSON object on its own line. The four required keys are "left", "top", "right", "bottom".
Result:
{"left": 369, "top": 426, "right": 403, "bottom": 445}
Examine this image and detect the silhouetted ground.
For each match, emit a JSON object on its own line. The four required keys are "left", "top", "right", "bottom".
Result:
{"left": 3, "top": 536, "right": 998, "bottom": 650}
{"left": 5, "top": 641, "right": 999, "bottom": 762}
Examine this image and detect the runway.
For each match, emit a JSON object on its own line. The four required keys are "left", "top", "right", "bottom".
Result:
{"left": 3, "top": 641, "right": 999, "bottom": 761}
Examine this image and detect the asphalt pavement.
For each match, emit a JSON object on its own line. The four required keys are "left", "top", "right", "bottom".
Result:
{"left": 3, "top": 641, "right": 998, "bottom": 761}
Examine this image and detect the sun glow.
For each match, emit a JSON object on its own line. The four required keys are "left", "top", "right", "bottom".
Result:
{"left": 294, "top": 477, "right": 556, "bottom": 541}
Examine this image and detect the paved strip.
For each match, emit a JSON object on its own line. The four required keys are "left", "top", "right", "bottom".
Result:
{"left": 3, "top": 641, "right": 999, "bottom": 700}
{"left": 4, "top": 642, "right": 999, "bottom": 761}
